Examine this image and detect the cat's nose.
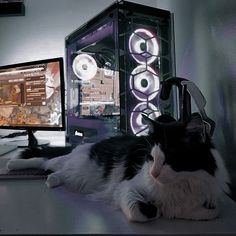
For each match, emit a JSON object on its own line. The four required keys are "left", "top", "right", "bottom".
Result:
{"left": 150, "top": 169, "right": 160, "bottom": 179}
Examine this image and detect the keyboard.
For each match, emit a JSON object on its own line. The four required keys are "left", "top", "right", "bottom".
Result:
{"left": 0, "top": 168, "right": 52, "bottom": 179}
{"left": 0, "top": 145, "right": 18, "bottom": 156}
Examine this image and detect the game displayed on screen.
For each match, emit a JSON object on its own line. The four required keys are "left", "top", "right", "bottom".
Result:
{"left": 0, "top": 60, "right": 63, "bottom": 128}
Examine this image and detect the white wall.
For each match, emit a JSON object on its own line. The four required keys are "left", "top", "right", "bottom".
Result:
{"left": 0, "top": 0, "right": 156, "bottom": 65}
{"left": 0, "top": 0, "right": 113, "bottom": 65}
{"left": 155, "top": 0, "right": 236, "bottom": 196}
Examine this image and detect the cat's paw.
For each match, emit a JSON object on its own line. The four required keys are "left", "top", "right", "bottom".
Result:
{"left": 46, "top": 173, "right": 62, "bottom": 188}
{"left": 197, "top": 208, "right": 219, "bottom": 220}
{"left": 203, "top": 201, "right": 216, "bottom": 210}
{"left": 138, "top": 201, "right": 159, "bottom": 219}
{"left": 180, "top": 207, "right": 219, "bottom": 221}
{"left": 125, "top": 201, "right": 160, "bottom": 222}
{"left": 6, "top": 159, "right": 22, "bottom": 170}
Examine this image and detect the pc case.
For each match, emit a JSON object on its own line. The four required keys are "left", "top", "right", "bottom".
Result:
{"left": 65, "top": 0, "right": 175, "bottom": 145}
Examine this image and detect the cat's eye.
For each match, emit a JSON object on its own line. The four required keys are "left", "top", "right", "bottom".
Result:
{"left": 147, "top": 154, "right": 154, "bottom": 161}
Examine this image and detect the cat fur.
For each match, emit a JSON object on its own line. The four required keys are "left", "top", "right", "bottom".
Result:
{"left": 7, "top": 113, "right": 230, "bottom": 222}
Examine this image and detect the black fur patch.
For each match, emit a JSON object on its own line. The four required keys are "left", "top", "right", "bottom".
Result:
{"left": 203, "top": 201, "right": 216, "bottom": 209}
{"left": 138, "top": 201, "right": 157, "bottom": 219}
{"left": 163, "top": 142, "right": 217, "bottom": 176}
{"left": 19, "top": 146, "right": 74, "bottom": 159}
{"left": 122, "top": 137, "right": 153, "bottom": 180}
{"left": 90, "top": 113, "right": 218, "bottom": 180}
{"left": 147, "top": 113, "right": 218, "bottom": 176}
{"left": 89, "top": 135, "right": 153, "bottom": 179}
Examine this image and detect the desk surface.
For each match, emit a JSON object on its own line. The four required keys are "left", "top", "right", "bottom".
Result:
{"left": 0, "top": 150, "right": 236, "bottom": 234}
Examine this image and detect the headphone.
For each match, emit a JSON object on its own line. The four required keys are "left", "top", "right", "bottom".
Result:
{"left": 158, "top": 77, "right": 215, "bottom": 136}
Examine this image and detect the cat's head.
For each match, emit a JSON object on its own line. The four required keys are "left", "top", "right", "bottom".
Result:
{"left": 143, "top": 113, "right": 217, "bottom": 177}
{"left": 143, "top": 112, "right": 208, "bottom": 148}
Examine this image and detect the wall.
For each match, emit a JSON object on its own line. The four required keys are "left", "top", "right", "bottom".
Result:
{"left": 156, "top": 0, "right": 236, "bottom": 199}
{"left": 195, "top": 1, "right": 236, "bottom": 196}
{"left": 0, "top": 0, "right": 156, "bottom": 65}
{"left": 0, "top": 0, "right": 109, "bottom": 65}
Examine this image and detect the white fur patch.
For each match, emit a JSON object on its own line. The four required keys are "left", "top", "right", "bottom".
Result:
{"left": 150, "top": 144, "right": 165, "bottom": 179}
{"left": 7, "top": 158, "right": 45, "bottom": 170}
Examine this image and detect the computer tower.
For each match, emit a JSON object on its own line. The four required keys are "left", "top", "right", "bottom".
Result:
{"left": 65, "top": 0, "right": 175, "bottom": 145}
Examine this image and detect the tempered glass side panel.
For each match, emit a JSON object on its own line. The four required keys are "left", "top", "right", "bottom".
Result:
{"left": 66, "top": 12, "right": 120, "bottom": 145}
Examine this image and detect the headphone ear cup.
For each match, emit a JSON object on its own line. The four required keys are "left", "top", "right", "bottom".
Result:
{"left": 180, "top": 79, "right": 216, "bottom": 136}
{"left": 160, "top": 77, "right": 216, "bottom": 137}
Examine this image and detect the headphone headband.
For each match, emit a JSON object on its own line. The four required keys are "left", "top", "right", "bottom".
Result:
{"left": 159, "top": 77, "right": 215, "bottom": 136}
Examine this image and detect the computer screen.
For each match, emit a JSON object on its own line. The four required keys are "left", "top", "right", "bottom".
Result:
{"left": 0, "top": 57, "right": 65, "bottom": 131}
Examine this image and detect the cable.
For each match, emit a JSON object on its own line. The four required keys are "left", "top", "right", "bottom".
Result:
{"left": 0, "top": 131, "right": 28, "bottom": 139}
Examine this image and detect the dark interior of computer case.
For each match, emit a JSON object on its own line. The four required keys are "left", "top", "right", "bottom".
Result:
{"left": 65, "top": 0, "right": 175, "bottom": 146}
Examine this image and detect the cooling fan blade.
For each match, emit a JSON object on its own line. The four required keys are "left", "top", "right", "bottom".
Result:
{"left": 129, "top": 65, "right": 160, "bottom": 101}
{"left": 72, "top": 53, "right": 98, "bottom": 80}
{"left": 129, "top": 28, "right": 159, "bottom": 64}
{"left": 130, "top": 102, "right": 161, "bottom": 136}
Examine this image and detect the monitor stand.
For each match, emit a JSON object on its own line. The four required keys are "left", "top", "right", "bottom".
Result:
{"left": 9, "top": 130, "right": 50, "bottom": 148}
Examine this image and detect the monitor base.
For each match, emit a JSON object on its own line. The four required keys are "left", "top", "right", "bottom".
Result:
{"left": 9, "top": 139, "right": 50, "bottom": 148}
{"left": 8, "top": 130, "right": 50, "bottom": 148}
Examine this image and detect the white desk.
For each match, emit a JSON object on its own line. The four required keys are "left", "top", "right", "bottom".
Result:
{"left": 0, "top": 149, "right": 236, "bottom": 235}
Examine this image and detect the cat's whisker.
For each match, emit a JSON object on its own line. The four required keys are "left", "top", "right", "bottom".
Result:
{"left": 144, "top": 136, "right": 152, "bottom": 148}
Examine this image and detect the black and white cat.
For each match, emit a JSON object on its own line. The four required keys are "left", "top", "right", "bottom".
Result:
{"left": 7, "top": 113, "right": 230, "bottom": 222}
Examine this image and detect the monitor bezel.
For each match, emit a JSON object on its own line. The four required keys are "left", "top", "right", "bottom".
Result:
{"left": 0, "top": 57, "right": 66, "bottom": 131}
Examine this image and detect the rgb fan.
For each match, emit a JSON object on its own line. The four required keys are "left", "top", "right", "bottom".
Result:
{"left": 130, "top": 102, "right": 161, "bottom": 136}
{"left": 129, "top": 65, "right": 159, "bottom": 101}
{"left": 72, "top": 53, "right": 98, "bottom": 80}
{"left": 128, "top": 28, "right": 159, "bottom": 65}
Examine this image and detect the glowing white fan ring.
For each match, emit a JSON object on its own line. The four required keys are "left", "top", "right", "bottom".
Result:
{"left": 130, "top": 102, "right": 161, "bottom": 136}
{"left": 72, "top": 54, "right": 97, "bottom": 80}
{"left": 130, "top": 102, "right": 148, "bottom": 135}
{"left": 129, "top": 65, "right": 159, "bottom": 101}
{"left": 129, "top": 28, "right": 159, "bottom": 64}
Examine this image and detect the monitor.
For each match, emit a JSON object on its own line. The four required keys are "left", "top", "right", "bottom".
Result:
{"left": 0, "top": 57, "right": 65, "bottom": 147}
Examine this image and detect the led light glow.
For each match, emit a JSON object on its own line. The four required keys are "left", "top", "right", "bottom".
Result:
{"left": 72, "top": 54, "right": 98, "bottom": 80}
{"left": 129, "top": 65, "right": 159, "bottom": 101}
{"left": 130, "top": 102, "right": 161, "bottom": 136}
{"left": 129, "top": 28, "right": 159, "bottom": 64}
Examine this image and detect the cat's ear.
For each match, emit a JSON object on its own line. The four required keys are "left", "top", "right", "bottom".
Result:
{"left": 141, "top": 114, "right": 155, "bottom": 134}
{"left": 185, "top": 112, "right": 206, "bottom": 142}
